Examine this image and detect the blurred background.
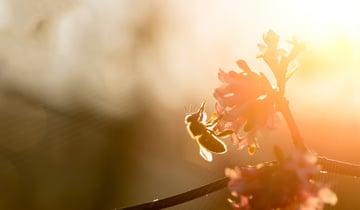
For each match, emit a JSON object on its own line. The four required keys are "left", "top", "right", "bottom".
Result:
{"left": 0, "top": 0, "right": 359, "bottom": 209}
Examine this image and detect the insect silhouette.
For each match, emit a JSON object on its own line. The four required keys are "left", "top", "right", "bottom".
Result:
{"left": 185, "top": 100, "right": 232, "bottom": 162}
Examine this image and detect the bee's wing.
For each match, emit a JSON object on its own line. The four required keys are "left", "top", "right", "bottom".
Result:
{"left": 197, "top": 132, "right": 227, "bottom": 154}
{"left": 199, "top": 146, "right": 213, "bottom": 162}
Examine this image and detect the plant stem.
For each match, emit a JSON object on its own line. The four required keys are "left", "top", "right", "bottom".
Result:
{"left": 276, "top": 93, "right": 360, "bottom": 176}
{"left": 115, "top": 156, "right": 360, "bottom": 210}
{"left": 276, "top": 95, "right": 307, "bottom": 152}
{"left": 115, "top": 177, "right": 229, "bottom": 210}
{"left": 318, "top": 156, "right": 360, "bottom": 177}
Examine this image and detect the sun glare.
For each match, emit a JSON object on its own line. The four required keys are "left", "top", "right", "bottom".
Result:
{"left": 296, "top": 0, "right": 360, "bottom": 43}
{"left": 287, "top": 0, "right": 360, "bottom": 78}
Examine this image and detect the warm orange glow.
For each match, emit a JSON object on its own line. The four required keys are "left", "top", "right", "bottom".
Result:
{"left": 293, "top": 0, "right": 360, "bottom": 42}
{"left": 285, "top": 0, "right": 360, "bottom": 113}
{"left": 253, "top": 1, "right": 360, "bottom": 157}
{"left": 290, "top": 0, "right": 359, "bottom": 71}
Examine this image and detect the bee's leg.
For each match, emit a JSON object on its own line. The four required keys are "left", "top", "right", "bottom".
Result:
{"left": 205, "top": 114, "right": 223, "bottom": 128}
{"left": 208, "top": 128, "right": 232, "bottom": 137}
{"left": 206, "top": 119, "right": 218, "bottom": 127}
{"left": 215, "top": 130, "right": 233, "bottom": 137}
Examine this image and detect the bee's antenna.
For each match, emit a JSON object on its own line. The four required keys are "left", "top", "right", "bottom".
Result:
{"left": 184, "top": 104, "right": 195, "bottom": 114}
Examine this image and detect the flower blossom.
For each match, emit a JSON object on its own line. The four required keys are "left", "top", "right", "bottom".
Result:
{"left": 257, "top": 29, "right": 287, "bottom": 62}
{"left": 213, "top": 60, "right": 278, "bottom": 154}
{"left": 257, "top": 30, "right": 305, "bottom": 87}
{"left": 226, "top": 149, "right": 337, "bottom": 210}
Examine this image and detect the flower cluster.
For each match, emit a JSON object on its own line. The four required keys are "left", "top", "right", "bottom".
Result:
{"left": 182, "top": 30, "right": 338, "bottom": 210}
{"left": 214, "top": 60, "right": 278, "bottom": 154}
{"left": 226, "top": 149, "right": 337, "bottom": 210}
{"left": 213, "top": 31, "right": 305, "bottom": 155}
{"left": 257, "top": 29, "right": 287, "bottom": 62}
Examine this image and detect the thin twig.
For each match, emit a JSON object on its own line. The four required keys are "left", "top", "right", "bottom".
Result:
{"left": 275, "top": 90, "right": 360, "bottom": 176}
{"left": 115, "top": 156, "right": 360, "bottom": 210}
{"left": 116, "top": 177, "right": 229, "bottom": 210}
{"left": 276, "top": 95, "right": 307, "bottom": 152}
{"left": 318, "top": 156, "right": 360, "bottom": 177}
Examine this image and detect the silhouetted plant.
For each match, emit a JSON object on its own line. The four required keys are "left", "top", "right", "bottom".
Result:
{"left": 117, "top": 30, "right": 360, "bottom": 210}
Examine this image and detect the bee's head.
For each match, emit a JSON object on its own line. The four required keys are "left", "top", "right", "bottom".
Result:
{"left": 184, "top": 100, "right": 207, "bottom": 124}
{"left": 185, "top": 112, "right": 199, "bottom": 123}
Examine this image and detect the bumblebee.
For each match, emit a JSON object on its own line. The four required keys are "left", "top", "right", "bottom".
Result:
{"left": 185, "top": 100, "right": 231, "bottom": 162}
